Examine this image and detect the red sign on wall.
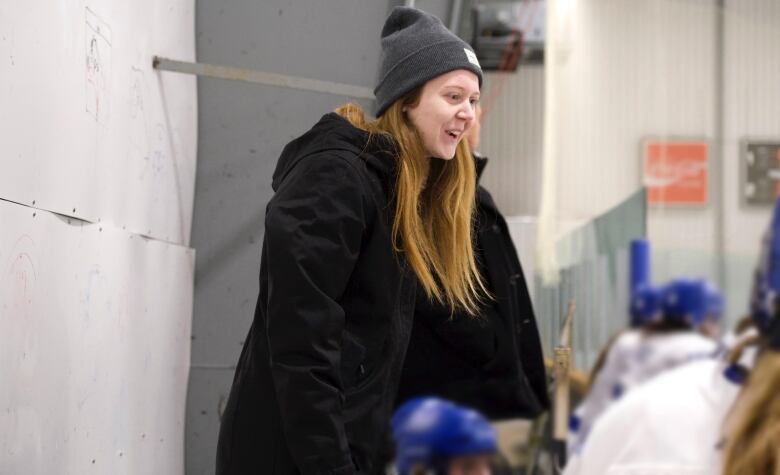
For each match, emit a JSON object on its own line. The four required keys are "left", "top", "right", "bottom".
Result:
{"left": 643, "top": 141, "right": 708, "bottom": 206}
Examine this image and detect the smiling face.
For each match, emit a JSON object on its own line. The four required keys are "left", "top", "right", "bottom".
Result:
{"left": 447, "top": 454, "right": 493, "bottom": 475}
{"left": 405, "top": 69, "right": 480, "bottom": 160}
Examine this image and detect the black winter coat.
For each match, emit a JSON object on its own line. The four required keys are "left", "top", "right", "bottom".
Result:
{"left": 217, "top": 113, "right": 416, "bottom": 475}
{"left": 396, "top": 156, "right": 550, "bottom": 420}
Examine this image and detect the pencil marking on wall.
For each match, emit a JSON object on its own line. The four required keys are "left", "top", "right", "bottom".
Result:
{"left": 81, "top": 266, "right": 106, "bottom": 322}
{"left": 0, "top": 235, "right": 38, "bottom": 380}
{"left": 128, "top": 67, "right": 150, "bottom": 171}
{"left": 2, "top": 235, "right": 38, "bottom": 316}
{"left": 0, "top": 15, "right": 14, "bottom": 67}
{"left": 141, "top": 123, "right": 167, "bottom": 180}
{"left": 85, "top": 8, "right": 112, "bottom": 124}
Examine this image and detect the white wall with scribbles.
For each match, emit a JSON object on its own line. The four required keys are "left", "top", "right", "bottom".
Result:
{"left": 0, "top": 1, "right": 196, "bottom": 245}
{"left": 0, "top": 1, "right": 196, "bottom": 473}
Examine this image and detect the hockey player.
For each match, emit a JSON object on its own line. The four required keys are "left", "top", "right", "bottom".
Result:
{"left": 616, "top": 277, "right": 721, "bottom": 392}
{"left": 568, "top": 278, "right": 722, "bottom": 455}
{"left": 391, "top": 397, "right": 498, "bottom": 475}
{"left": 567, "top": 284, "right": 663, "bottom": 455}
{"left": 564, "top": 198, "right": 780, "bottom": 475}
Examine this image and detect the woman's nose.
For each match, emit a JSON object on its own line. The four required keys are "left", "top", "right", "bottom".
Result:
{"left": 457, "top": 103, "right": 476, "bottom": 122}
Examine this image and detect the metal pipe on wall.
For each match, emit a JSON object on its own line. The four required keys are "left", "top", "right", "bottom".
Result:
{"left": 449, "top": 0, "right": 463, "bottom": 32}
{"left": 713, "top": 0, "right": 727, "bottom": 291}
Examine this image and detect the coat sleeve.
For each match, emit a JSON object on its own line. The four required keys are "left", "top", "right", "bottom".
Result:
{"left": 263, "top": 154, "right": 367, "bottom": 475}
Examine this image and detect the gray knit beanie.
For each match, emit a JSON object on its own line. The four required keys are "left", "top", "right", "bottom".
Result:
{"left": 374, "top": 6, "right": 483, "bottom": 117}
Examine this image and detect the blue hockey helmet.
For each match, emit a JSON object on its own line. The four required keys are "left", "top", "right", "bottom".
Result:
{"left": 662, "top": 278, "right": 709, "bottom": 327}
{"left": 751, "top": 197, "right": 780, "bottom": 334}
{"left": 391, "top": 397, "right": 497, "bottom": 475}
{"left": 629, "top": 285, "right": 663, "bottom": 327}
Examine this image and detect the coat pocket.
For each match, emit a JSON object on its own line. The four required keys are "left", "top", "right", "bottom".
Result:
{"left": 340, "top": 331, "right": 368, "bottom": 391}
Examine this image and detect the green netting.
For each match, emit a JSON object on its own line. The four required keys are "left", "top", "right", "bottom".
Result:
{"left": 534, "top": 188, "right": 646, "bottom": 371}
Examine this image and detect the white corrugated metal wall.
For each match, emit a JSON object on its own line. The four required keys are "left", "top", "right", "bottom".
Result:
{"left": 479, "top": 67, "right": 545, "bottom": 216}
{"left": 481, "top": 0, "right": 780, "bottom": 356}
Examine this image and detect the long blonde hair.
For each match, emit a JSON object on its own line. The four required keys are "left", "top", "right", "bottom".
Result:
{"left": 334, "top": 96, "right": 486, "bottom": 315}
{"left": 721, "top": 344, "right": 780, "bottom": 475}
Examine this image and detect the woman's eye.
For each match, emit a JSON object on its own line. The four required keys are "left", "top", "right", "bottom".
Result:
{"left": 449, "top": 94, "right": 461, "bottom": 101}
{"left": 470, "top": 98, "right": 479, "bottom": 105}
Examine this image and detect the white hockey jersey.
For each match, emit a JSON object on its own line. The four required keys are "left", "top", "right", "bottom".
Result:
{"left": 564, "top": 358, "right": 739, "bottom": 475}
{"left": 568, "top": 330, "right": 642, "bottom": 454}
{"left": 564, "top": 331, "right": 758, "bottom": 475}
{"left": 619, "top": 331, "right": 718, "bottom": 391}
{"left": 568, "top": 330, "right": 717, "bottom": 455}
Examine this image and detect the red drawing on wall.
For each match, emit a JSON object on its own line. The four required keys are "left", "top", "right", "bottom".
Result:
{"left": 643, "top": 141, "right": 708, "bottom": 206}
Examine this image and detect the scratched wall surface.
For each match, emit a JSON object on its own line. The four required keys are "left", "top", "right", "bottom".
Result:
{"left": 0, "top": 0, "right": 196, "bottom": 245}
{"left": 0, "top": 1, "right": 196, "bottom": 473}
{"left": 0, "top": 200, "right": 194, "bottom": 474}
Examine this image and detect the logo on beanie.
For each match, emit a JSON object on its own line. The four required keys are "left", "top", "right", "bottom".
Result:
{"left": 464, "top": 48, "right": 481, "bottom": 69}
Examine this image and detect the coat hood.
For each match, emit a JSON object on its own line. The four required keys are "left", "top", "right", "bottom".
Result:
{"left": 474, "top": 153, "right": 488, "bottom": 182}
{"left": 272, "top": 112, "right": 397, "bottom": 191}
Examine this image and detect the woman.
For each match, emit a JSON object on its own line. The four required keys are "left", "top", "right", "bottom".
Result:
{"left": 722, "top": 332, "right": 780, "bottom": 475}
{"left": 216, "top": 7, "right": 486, "bottom": 475}
{"left": 722, "top": 212, "right": 780, "bottom": 474}
{"left": 396, "top": 103, "right": 549, "bottom": 422}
